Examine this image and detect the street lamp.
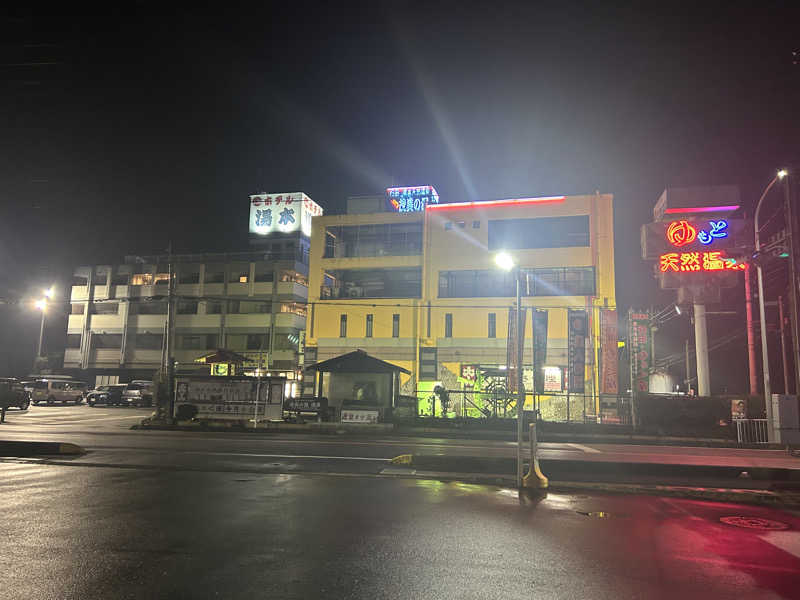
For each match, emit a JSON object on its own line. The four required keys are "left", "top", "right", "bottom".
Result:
{"left": 34, "top": 297, "right": 48, "bottom": 358}
{"left": 754, "top": 169, "right": 788, "bottom": 441}
{"left": 494, "top": 251, "right": 525, "bottom": 488}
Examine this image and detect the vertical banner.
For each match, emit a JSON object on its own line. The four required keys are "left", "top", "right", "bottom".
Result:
{"left": 506, "top": 306, "right": 527, "bottom": 393}
{"left": 532, "top": 309, "right": 549, "bottom": 394}
{"left": 568, "top": 309, "right": 588, "bottom": 393}
{"left": 600, "top": 309, "right": 619, "bottom": 394}
{"left": 628, "top": 311, "right": 651, "bottom": 392}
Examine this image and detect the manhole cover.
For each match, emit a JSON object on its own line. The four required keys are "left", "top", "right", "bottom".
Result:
{"left": 720, "top": 516, "right": 789, "bottom": 531}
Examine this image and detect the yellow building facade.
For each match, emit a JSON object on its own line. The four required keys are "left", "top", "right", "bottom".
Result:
{"left": 305, "top": 193, "right": 616, "bottom": 419}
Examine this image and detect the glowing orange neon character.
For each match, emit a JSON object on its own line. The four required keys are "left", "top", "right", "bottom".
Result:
{"left": 660, "top": 253, "right": 680, "bottom": 272}
{"left": 702, "top": 251, "right": 725, "bottom": 271}
{"left": 667, "top": 220, "right": 697, "bottom": 247}
{"left": 680, "top": 252, "right": 701, "bottom": 271}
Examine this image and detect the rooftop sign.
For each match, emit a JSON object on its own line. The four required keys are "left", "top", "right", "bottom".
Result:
{"left": 249, "top": 192, "right": 323, "bottom": 237}
{"left": 386, "top": 186, "right": 439, "bottom": 212}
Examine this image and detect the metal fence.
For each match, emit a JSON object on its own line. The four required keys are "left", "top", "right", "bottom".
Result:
{"left": 734, "top": 419, "right": 770, "bottom": 444}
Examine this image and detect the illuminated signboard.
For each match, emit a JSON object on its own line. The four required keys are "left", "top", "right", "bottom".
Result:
{"left": 641, "top": 218, "right": 750, "bottom": 260}
{"left": 386, "top": 186, "right": 439, "bottom": 212}
{"left": 658, "top": 251, "right": 745, "bottom": 273}
{"left": 249, "top": 192, "right": 323, "bottom": 237}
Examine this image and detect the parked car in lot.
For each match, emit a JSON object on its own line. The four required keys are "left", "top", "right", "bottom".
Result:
{"left": 0, "top": 378, "right": 31, "bottom": 411}
{"left": 29, "top": 378, "right": 88, "bottom": 405}
{"left": 86, "top": 384, "right": 127, "bottom": 407}
{"left": 122, "top": 380, "right": 154, "bottom": 407}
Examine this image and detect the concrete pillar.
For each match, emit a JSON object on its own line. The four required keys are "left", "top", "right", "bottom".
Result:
{"left": 694, "top": 303, "right": 710, "bottom": 396}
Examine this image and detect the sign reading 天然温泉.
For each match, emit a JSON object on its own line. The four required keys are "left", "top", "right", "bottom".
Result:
{"left": 249, "top": 192, "right": 323, "bottom": 237}
{"left": 385, "top": 186, "right": 439, "bottom": 213}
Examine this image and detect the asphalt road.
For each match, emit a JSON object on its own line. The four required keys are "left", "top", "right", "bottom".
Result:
{"left": 2, "top": 460, "right": 800, "bottom": 599}
{"left": 2, "top": 406, "right": 800, "bottom": 599}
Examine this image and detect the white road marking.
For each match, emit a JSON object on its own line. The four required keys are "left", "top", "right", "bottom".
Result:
{"left": 764, "top": 531, "right": 800, "bottom": 559}
{"left": 567, "top": 443, "right": 601, "bottom": 454}
{"left": 182, "top": 451, "right": 391, "bottom": 462}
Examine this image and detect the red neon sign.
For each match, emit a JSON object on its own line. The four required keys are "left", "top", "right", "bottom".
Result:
{"left": 426, "top": 196, "right": 566, "bottom": 211}
{"left": 666, "top": 220, "right": 697, "bottom": 247}
{"left": 659, "top": 251, "right": 746, "bottom": 273}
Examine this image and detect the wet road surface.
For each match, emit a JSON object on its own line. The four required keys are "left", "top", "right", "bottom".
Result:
{"left": 2, "top": 461, "right": 800, "bottom": 599}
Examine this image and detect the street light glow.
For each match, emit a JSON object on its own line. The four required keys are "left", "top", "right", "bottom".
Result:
{"left": 494, "top": 251, "right": 515, "bottom": 272}
{"left": 44, "top": 286, "right": 55, "bottom": 299}
{"left": 34, "top": 299, "right": 47, "bottom": 311}
{"left": 777, "top": 169, "right": 788, "bottom": 180}
{"left": 675, "top": 305, "right": 681, "bottom": 315}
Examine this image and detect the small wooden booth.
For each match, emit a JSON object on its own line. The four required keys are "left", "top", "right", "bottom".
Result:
{"left": 306, "top": 350, "right": 410, "bottom": 423}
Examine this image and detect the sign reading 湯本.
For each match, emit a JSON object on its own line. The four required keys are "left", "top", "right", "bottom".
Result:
{"left": 249, "top": 192, "right": 323, "bottom": 237}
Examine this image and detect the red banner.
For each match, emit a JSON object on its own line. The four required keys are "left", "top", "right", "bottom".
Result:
{"left": 600, "top": 309, "right": 618, "bottom": 394}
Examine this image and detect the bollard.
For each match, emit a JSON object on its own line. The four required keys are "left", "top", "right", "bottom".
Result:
{"left": 522, "top": 420, "right": 548, "bottom": 489}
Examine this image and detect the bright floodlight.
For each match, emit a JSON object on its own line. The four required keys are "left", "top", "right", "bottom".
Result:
{"left": 778, "top": 169, "right": 788, "bottom": 180}
{"left": 494, "top": 251, "right": 515, "bottom": 271}
{"left": 34, "top": 299, "right": 46, "bottom": 311}
{"left": 44, "top": 286, "right": 55, "bottom": 299}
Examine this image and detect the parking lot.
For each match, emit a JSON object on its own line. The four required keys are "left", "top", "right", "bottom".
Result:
{"left": 0, "top": 403, "right": 152, "bottom": 434}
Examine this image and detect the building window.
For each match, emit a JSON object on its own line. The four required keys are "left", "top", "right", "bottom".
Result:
{"left": 66, "top": 334, "right": 81, "bottom": 348}
{"left": 227, "top": 300, "right": 240, "bottom": 314}
{"left": 340, "top": 314, "right": 347, "bottom": 338}
{"left": 90, "top": 302, "right": 119, "bottom": 315}
{"left": 178, "top": 334, "right": 217, "bottom": 350}
{"left": 177, "top": 301, "right": 198, "bottom": 315}
{"left": 111, "top": 273, "right": 129, "bottom": 286}
{"left": 488, "top": 313, "right": 496, "bottom": 338}
{"left": 72, "top": 275, "right": 88, "bottom": 286}
{"left": 230, "top": 266, "right": 249, "bottom": 283}
{"left": 280, "top": 302, "right": 305, "bottom": 316}
{"left": 153, "top": 273, "right": 170, "bottom": 285}
{"left": 438, "top": 267, "right": 595, "bottom": 297}
{"left": 134, "top": 333, "right": 163, "bottom": 350}
{"left": 70, "top": 303, "right": 85, "bottom": 315}
{"left": 130, "top": 273, "right": 153, "bottom": 286}
{"left": 247, "top": 334, "right": 267, "bottom": 350}
{"left": 320, "top": 267, "right": 422, "bottom": 299}
{"left": 133, "top": 301, "right": 168, "bottom": 315}
{"left": 472, "top": 221, "right": 481, "bottom": 229}
{"left": 178, "top": 270, "right": 200, "bottom": 284}
{"left": 93, "top": 334, "right": 122, "bottom": 348}
{"left": 254, "top": 266, "right": 274, "bottom": 282}
{"left": 488, "top": 215, "right": 590, "bottom": 250}
{"left": 204, "top": 267, "right": 225, "bottom": 284}
{"left": 206, "top": 301, "right": 222, "bottom": 315}
{"left": 445, "top": 222, "right": 453, "bottom": 231}
{"left": 366, "top": 314, "right": 373, "bottom": 338}
{"left": 445, "top": 313, "right": 453, "bottom": 338}
{"left": 392, "top": 314, "right": 400, "bottom": 338}
{"left": 456, "top": 221, "right": 465, "bottom": 229}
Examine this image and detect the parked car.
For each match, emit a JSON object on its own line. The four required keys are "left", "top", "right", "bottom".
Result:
{"left": 29, "top": 378, "right": 88, "bottom": 405}
{"left": 86, "top": 384, "right": 127, "bottom": 407}
{"left": 122, "top": 380, "right": 154, "bottom": 407}
{"left": 0, "top": 378, "right": 31, "bottom": 411}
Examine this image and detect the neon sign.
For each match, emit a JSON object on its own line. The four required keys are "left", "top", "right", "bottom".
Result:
{"left": 659, "top": 251, "right": 745, "bottom": 273}
{"left": 386, "top": 186, "right": 439, "bottom": 213}
{"left": 666, "top": 219, "right": 729, "bottom": 248}
{"left": 666, "top": 220, "right": 696, "bottom": 247}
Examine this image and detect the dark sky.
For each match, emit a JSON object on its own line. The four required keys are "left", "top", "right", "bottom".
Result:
{"left": 1, "top": 2, "right": 799, "bottom": 385}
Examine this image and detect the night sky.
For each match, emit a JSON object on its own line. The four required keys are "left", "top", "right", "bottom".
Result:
{"left": 1, "top": 3, "right": 799, "bottom": 387}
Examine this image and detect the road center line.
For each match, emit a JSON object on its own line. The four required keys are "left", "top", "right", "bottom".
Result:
{"left": 567, "top": 443, "right": 601, "bottom": 454}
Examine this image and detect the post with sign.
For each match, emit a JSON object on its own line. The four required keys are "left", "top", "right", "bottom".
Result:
{"left": 641, "top": 188, "right": 752, "bottom": 398}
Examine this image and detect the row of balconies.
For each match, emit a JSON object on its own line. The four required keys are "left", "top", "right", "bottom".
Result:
{"left": 70, "top": 281, "right": 307, "bottom": 302}
{"left": 67, "top": 311, "right": 306, "bottom": 332}
{"left": 63, "top": 348, "right": 298, "bottom": 368}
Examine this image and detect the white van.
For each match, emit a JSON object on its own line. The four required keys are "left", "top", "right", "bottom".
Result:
{"left": 30, "top": 379, "right": 88, "bottom": 405}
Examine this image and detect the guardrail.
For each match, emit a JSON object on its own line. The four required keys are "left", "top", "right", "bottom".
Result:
{"left": 734, "top": 418, "right": 769, "bottom": 444}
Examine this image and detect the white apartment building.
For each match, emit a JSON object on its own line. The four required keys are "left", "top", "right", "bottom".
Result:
{"left": 64, "top": 248, "right": 309, "bottom": 384}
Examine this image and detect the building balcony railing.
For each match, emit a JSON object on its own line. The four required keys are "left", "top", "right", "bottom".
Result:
{"left": 323, "top": 241, "right": 422, "bottom": 259}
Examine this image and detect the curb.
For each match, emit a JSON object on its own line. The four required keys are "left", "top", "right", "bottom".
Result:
{"left": 0, "top": 441, "right": 85, "bottom": 457}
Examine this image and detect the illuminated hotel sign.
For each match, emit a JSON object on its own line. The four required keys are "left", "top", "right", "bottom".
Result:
{"left": 641, "top": 218, "right": 750, "bottom": 260}
{"left": 249, "top": 192, "right": 323, "bottom": 237}
{"left": 386, "top": 186, "right": 439, "bottom": 212}
{"left": 658, "top": 220, "right": 745, "bottom": 274}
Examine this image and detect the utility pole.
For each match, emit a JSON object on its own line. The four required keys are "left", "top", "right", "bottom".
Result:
{"left": 166, "top": 242, "right": 176, "bottom": 421}
{"left": 515, "top": 268, "right": 524, "bottom": 489}
{"left": 693, "top": 303, "right": 710, "bottom": 396}
{"left": 783, "top": 175, "right": 800, "bottom": 396}
{"left": 779, "top": 296, "right": 790, "bottom": 394}
{"left": 745, "top": 265, "right": 758, "bottom": 395}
